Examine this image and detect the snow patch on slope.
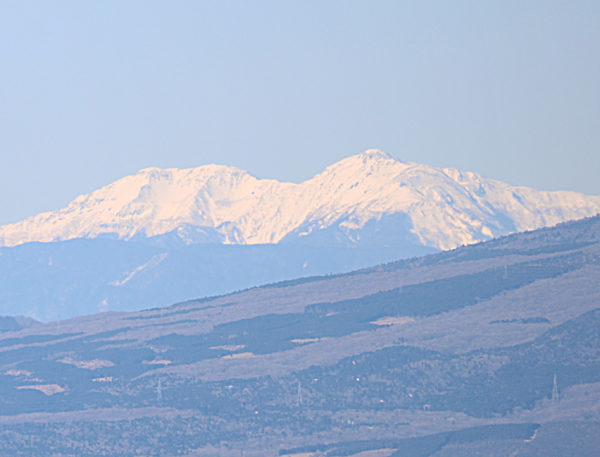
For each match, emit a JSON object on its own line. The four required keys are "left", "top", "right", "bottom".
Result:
{"left": 109, "top": 252, "right": 168, "bottom": 287}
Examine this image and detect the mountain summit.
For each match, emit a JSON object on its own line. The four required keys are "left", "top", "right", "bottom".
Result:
{"left": 1, "top": 150, "right": 599, "bottom": 250}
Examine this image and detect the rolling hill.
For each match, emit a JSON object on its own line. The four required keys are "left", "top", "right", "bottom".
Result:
{"left": 0, "top": 215, "right": 598, "bottom": 456}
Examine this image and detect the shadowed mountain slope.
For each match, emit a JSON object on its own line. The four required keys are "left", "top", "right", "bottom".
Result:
{"left": 0, "top": 240, "right": 435, "bottom": 320}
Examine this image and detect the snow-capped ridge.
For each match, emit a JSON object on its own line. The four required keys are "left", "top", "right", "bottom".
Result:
{"left": 1, "top": 150, "right": 599, "bottom": 250}
{"left": 356, "top": 148, "right": 395, "bottom": 160}
{"left": 320, "top": 149, "right": 404, "bottom": 173}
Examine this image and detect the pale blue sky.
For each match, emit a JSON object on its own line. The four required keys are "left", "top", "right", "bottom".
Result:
{"left": 1, "top": 1, "right": 599, "bottom": 224}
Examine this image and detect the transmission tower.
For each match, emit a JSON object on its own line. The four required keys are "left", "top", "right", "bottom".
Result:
{"left": 157, "top": 378, "right": 163, "bottom": 403}
{"left": 297, "top": 381, "right": 302, "bottom": 407}
{"left": 552, "top": 374, "right": 559, "bottom": 402}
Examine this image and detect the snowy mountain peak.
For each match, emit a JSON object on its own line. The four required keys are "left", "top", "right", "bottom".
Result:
{"left": 0, "top": 150, "right": 599, "bottom": 250}
{"left": 328, "top": 149, "right": 401, "bottom": 169}
{"left": 317, "top": 150, "right": 410, "bottom": 184}
{"left": 135, "top": 163, "right": 251, "bottom": 182}
{"left": 356, "top": 148, "right": 395, "bottom": 160}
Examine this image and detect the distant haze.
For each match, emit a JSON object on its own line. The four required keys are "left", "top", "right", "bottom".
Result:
{"left": 1, "top": 1, "right": 599, "bottom": 224}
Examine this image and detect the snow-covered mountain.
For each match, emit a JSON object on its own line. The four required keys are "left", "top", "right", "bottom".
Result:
{"left": 2, "top": 150, "right": 600, "bottom": 320}
{"left": 1, "top": 149, "right": 599, "bottom": 250}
